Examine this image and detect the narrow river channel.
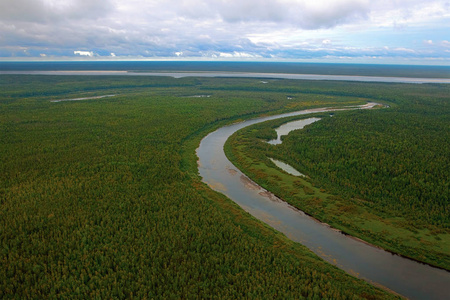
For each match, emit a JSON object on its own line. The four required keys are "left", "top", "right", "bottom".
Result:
{"left": 196, "top": 103, "right": 450, "bottom": 300}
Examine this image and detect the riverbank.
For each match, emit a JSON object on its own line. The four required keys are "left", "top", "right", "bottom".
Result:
{"left": 225, "top": 108, "right": 449, "bottom": 271}
{"left": 197, "top": 102, "right": 450, "bottom": 299}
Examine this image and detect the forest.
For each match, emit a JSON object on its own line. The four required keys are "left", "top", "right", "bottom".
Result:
{"left": 225, "top": 80, "right": 449, "bottom": 270}
{"left": 1, "top": 73, "right": 443, "bottom": 298}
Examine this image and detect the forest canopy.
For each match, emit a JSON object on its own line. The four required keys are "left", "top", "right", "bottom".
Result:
{"left": 225, "top": 80, "right": 449, "bottom": 269}
{"left": 2, "top": 74, "right": 444, "bottom": 297}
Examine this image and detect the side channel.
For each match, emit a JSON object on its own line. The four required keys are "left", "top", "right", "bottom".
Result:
{"left": 196, "top": 103, "right": 450, "bottom": 300}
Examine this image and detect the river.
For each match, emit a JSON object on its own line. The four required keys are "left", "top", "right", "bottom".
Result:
{"left": 196, "top": 103, "right": 450, "bottom": 300}
{"left": 2, "top": 70, "right": 450, "bottom": 84}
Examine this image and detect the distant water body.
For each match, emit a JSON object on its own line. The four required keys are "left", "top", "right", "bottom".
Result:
{"left": 3, "top": 70, "right": 450, "bottom": 84}
{"left": 1, "top": 61, "right": 449, "bottom": 83}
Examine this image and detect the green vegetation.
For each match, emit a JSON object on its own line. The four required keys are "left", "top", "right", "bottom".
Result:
{"left": 0, "top": 75, "right": 395, "bottom": 298}
{"left": 226, "top": 81, "right": 450, "bottom": 270}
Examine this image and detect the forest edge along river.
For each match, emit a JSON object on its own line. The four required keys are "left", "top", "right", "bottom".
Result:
{"left": 196, "top": 103, "right": 450, "bottom": 300}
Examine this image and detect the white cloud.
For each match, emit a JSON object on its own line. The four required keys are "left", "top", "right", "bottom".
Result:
{"left": 367, "top": 0, "right": 450, "bottom": 28}
{"left": 219, "top": 51, "right": 262, "bottom": 58}
{"left": 393, "top": 47, "right": 416, "bottom": 53}
{"left": 442, "top": 40, "right": 450, "bottom": 47}
{"left": 0, "top": 0, "right": 449, "bottom": 63}
{"left": 74, "top": 50, "right": 94, "bottom": 57}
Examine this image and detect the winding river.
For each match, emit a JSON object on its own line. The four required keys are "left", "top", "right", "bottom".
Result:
{"left": 196, "top": 103, "right": 450, "bottom": 300}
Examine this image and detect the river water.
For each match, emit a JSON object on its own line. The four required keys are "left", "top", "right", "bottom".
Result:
{"left": 50, "top": 94, "right": 116, "bottom": 102}
{"left": 2, "top": 70, "right": 450, "bottom": 84}
{"left": 269, "top": 158, "right": 305, "bottom": 177}
{"left": 267, "top": 117, "right": 321, "bottom": 145}
{"left": 196, "top": 103, "right": 450, "bottom": 300}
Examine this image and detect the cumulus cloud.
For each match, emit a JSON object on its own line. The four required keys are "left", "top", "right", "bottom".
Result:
{"left": 218, "top": 51, "right": 262, "bottom": 58}
{"left": 0, "top": 0, "right": 449, "bottom": 62}
{"left": 74, "top": 50, "right": 94, "bottom": 57}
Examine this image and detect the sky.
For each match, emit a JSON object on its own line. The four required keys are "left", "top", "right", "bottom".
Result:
{"left": 0, "top": 0, "right": 449, "bottom": 65}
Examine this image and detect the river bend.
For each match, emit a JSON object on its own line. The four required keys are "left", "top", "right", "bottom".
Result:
{"left": 196, "top": 103, "right": 450, "bottom": 300}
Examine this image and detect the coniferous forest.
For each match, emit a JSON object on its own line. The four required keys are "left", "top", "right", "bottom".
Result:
{"left": 2, "top": 74, "right": 447, "bottom": 298}
{"left": 225, "top": 79, "right": 449, "bottom": 270}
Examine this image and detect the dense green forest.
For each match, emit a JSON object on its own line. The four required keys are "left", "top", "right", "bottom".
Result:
{"left": 0, "top": 75, "right": 396, "bottom": 298}
{"left": 226, "top": 81, "right": 449, "bottom": 269}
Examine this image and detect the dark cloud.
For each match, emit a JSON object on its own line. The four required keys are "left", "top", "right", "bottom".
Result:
{"left": 0, "top": 0, "right": 113, "bottom": 22}
{"left": 170, "top": 0, "right": 370, "bottom": 29}
{"left": 0, "top": 0, "right": 448, "bottom": 63}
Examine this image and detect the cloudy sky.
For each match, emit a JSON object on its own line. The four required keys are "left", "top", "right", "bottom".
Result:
{"left": 1, "top": 0, "right": 449, "bottom": 64}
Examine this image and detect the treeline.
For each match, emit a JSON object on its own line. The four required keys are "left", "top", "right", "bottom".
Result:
{"left": 0, "top": 75, "right": 394, "bottom": 298}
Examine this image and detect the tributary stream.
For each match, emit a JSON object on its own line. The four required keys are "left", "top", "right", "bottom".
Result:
{"left": 196, "top": 103, "right": 450, "bottom": 300}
